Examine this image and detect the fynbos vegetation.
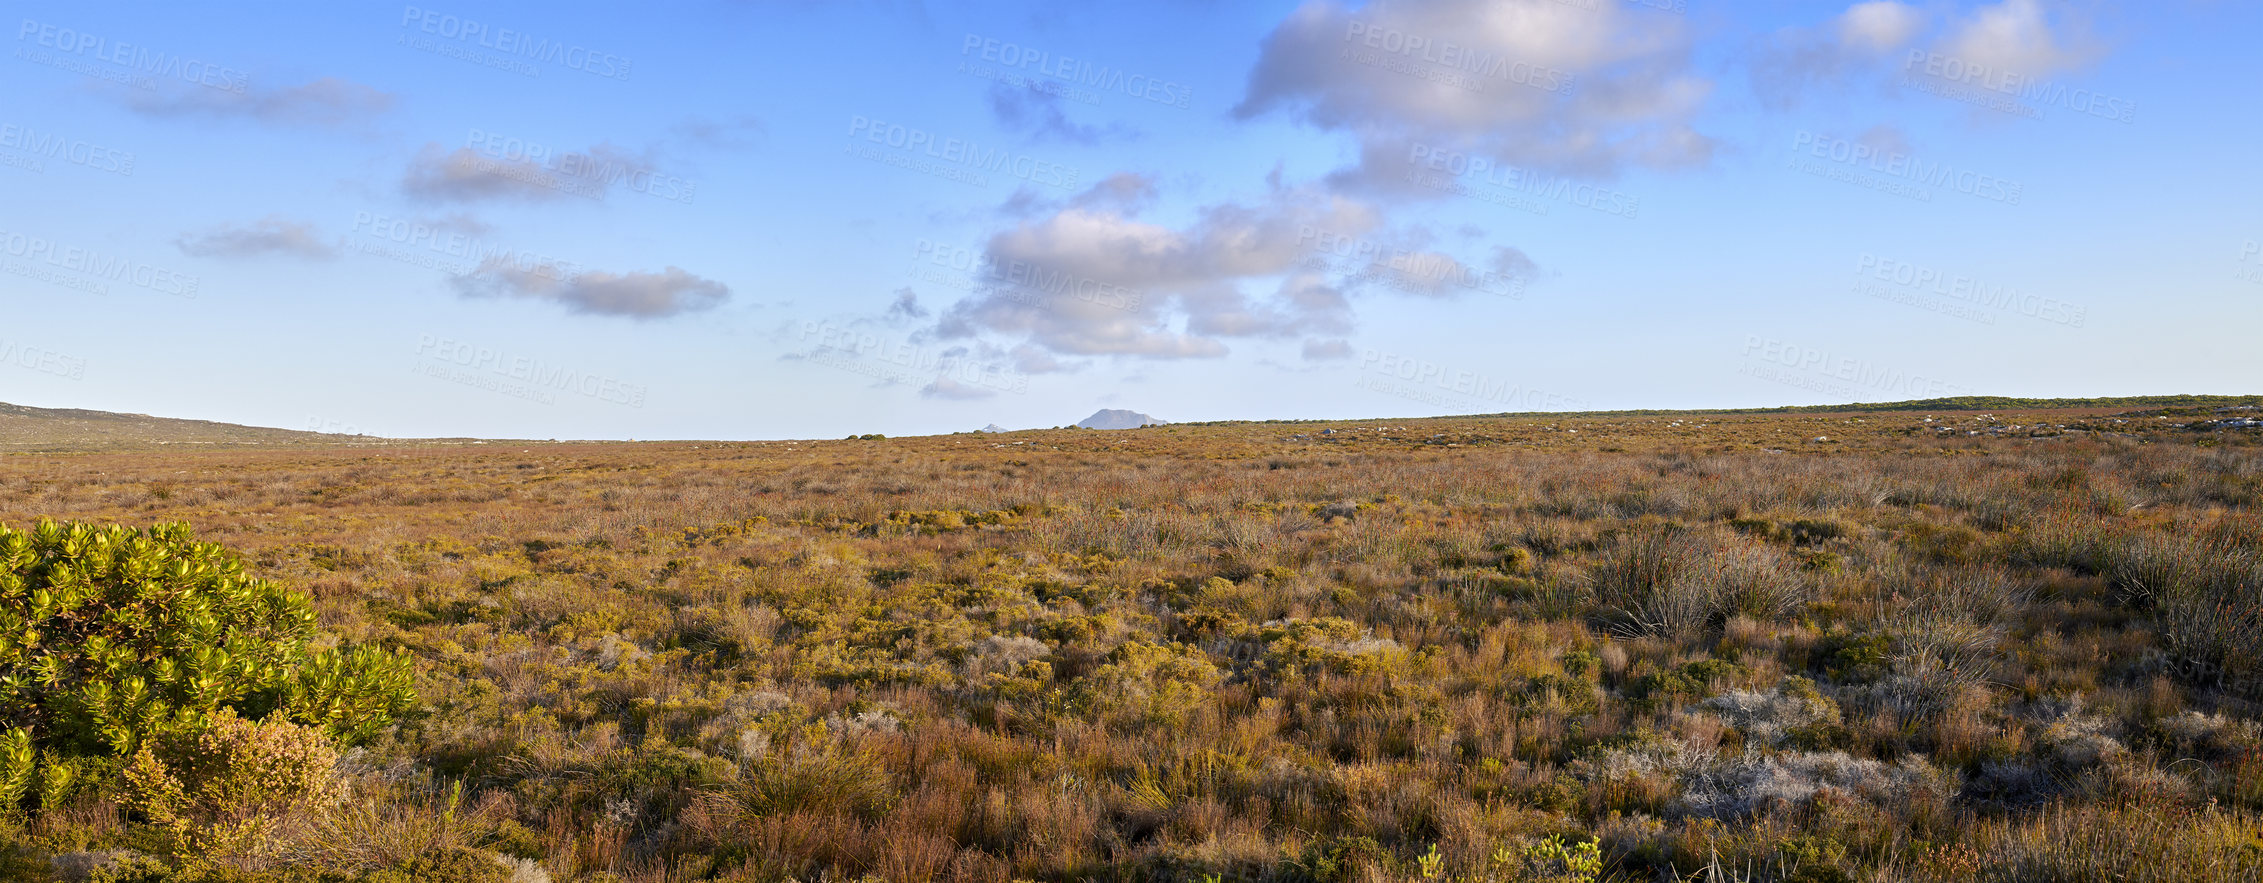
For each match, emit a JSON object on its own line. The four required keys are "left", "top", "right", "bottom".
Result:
{"left": 0, "top": 405, "right": 2256, "bottom": 881}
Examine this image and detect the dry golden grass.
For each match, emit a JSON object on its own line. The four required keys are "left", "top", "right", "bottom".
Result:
{"left": 0, "top": 404, "right": 2257, "bottom": 881}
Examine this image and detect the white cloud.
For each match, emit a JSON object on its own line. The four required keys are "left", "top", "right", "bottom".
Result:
{"left": 935, "top": 182, "right": 1379, "bottom": 359}
{"left": 932, "top": 171, "right": 1539, "bottom": 364}
{"left": 1939, "top": 0, "right": 2097, "bottom": 79}
{"left": 1838, "top": 2, "right": 1925, "bottom": 54}
{"left": 1236, "top": 0, "right": 1715, "bottom": 186}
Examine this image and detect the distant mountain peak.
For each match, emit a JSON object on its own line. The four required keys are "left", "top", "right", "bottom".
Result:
{"left": 978, "top": 423, "right": 1009, "bottom": 433}
{"left": 1077, "top": 409, "right": 1166, "bottom": 430}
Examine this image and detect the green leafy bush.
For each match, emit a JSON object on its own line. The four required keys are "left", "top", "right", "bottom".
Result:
{"left": 0, "top": 521, "right": 414, "bottom": 812}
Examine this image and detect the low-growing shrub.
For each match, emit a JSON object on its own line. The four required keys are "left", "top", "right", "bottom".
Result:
{"left": 0, "top": 521, "right": 415, "bottom": 814}
{"left": 122, "top": 711, "right": 340, "bottom": 866}
{"left": 1678, "top": 750, "right": 1947, "bottom": 820}
{"left": 1628, "top": 658, "right": 1743, "bottom": 707}
{"left": 1911, "top": 803, "right": 2263, "bottom": 882}
{"left": 1703, "top": 677, "right": 1840, "bottom": 747}
{"left": 1591, "top": 526, "right": 1810, "bottom": 640}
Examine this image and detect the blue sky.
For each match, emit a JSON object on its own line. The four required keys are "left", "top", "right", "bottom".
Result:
{"left": 1, "top": 0, "right": 2256, "bottom": 439}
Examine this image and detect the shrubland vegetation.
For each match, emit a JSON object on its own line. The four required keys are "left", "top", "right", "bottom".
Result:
{"left": 0, "top": 405, "right": 2257, "bottom": 881}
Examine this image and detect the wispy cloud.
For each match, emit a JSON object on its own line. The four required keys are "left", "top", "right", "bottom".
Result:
{"left": 1747, "top": 0, "right": 2103, "bottom": 109}
{"left": 453, "top": 259, "right": 730, "bottom": 318}
{"left": 920, "top": 376, "right": 995, "bottom": 400}
{"left": 123, "top": 76, "right": 396, "bottom": 127}
{"left": 175, "top": 216, "right": 336, "bottom": 259}
{"left": 1748, "top": 2, "right": 1925, "bottom": 108}
{"left": 400, "top": 140, "right": 679, "bottom": 204}
{"left": 670, "top": 114, "right": 767, "bottom": 151}
{"left": 887, "top": 287, "right": 929, "bottom": 320}
{"left": 987, "top": 82, "right": 1136, "bottom": 144}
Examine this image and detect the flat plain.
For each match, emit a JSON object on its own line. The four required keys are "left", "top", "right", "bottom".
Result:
{"left": 1, "top": 398, "right": 2259, "bottom": 882}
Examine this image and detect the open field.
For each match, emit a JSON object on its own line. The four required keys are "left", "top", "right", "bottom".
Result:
{"left": 15, "top": 0, "right": 2260, "bottom": 880}
{"left": 1, "top": 401, "right": 2260, "bottom": 881}
{"left": 0, "top": 403, "right": 486, "bottom": 454}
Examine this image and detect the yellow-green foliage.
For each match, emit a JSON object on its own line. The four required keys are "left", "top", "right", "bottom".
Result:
{"left": 1256, "top": 617, "right": 1408, "bottom": 677}
{"left": 1510, "top": 835, "right": 1603, "bottom": 883}
{"left": 1073, "top": 639, "right": 1221, "bottom": 726}
{"left": 0, "top": 521, "right": 413, "bottom": 812}
{"left": 124, "top": 710, "right": 340, "bottom": 864}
